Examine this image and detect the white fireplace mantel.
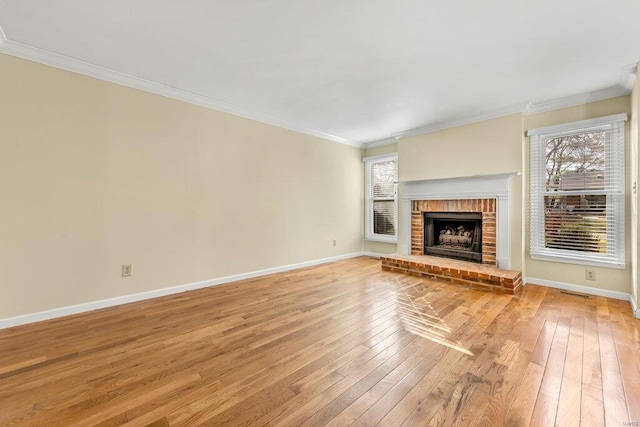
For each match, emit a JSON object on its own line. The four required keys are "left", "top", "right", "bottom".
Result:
{"left": 401, "top": 173, "right": 519, "bottom": 270}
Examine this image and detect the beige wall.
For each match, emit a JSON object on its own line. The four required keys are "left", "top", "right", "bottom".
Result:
{"left": 0, "top": 54, "right": 363, "bottom": 319}
{"left": 523, "top": 96, "right": 632, "bottom": 294}
{"left": 397, "top": 114, "right": 524, "bottom": 271}
{"left": 362, "top": 143, "right": 398, "bottom": 159}
{"left": 631, "top": 67, "right": 639, "bottom": 311}
{"left": 399, "top": 114, "right": 523, "bottom": 182}
{"left": 362, "top": 143, "right": 399, "bottom": 255}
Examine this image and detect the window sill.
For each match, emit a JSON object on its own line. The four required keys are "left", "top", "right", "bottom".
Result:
{"left": 365, "top": 235, "right": 397, "bottom": 244}
{"left": 530, "top": 252, "right": 625, "bottom": 269}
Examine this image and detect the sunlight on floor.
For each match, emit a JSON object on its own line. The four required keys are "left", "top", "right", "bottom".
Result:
{"left": 394, "top": 282, "right": 474, "bottom": 356}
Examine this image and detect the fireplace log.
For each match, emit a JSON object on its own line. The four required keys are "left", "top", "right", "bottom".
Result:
{"left": 439, "top": 234, "right": 473, "bottom": 245}
{"left": 439, "top": 225, "right": 474, "bottom": 245}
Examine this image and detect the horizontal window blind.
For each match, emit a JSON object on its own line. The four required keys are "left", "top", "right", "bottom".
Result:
{"left": 364, "top": 155, "right": 398, "bottom": 242}
{"left": 529, "top": 115, "right": 625, "bottom": 268}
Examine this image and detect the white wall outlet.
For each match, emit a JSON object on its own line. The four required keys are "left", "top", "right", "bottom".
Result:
{"left": 122, "top": 264, "right": 132, "bottom": 277}
{"left": 585, "top": 269, "right": 595, "bottom": 281}
{"left": 332, "top": 239, "right": 337, "bottom": 247}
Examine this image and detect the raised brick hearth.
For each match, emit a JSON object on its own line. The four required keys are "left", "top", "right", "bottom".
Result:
{"left": 381, "top": 253, "right": 522, "bottom": 296}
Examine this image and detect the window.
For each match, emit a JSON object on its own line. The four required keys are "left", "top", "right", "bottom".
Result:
{"left": 529, "top": 114, "right": 626, "bottom": 268}
{"left": 364, "top": 154, "right": 398, "bottom": 243}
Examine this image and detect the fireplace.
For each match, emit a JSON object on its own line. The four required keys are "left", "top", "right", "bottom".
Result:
{"left": 401, "top": 174, "right": 516, "bottom": 269}
{"left": 424, "top": 212, "right": 482, "bottom": 263}
{"left": 410, "top": 198, "right": 496, "bottom": 265}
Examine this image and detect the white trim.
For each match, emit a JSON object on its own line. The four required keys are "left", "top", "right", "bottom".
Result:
{"left": 0, "top": 32, "right": 634, "bottom": 148}
{"left": 365, "top": 235, "right": 397, "bottom": 244}
{"left": 363, "top": 66, "right": 635, "bottom": 147}
{"left": 362, "top": 138, "right": 398, "bottom": 150}
{"left": 530, "top": 253, "right": 624, "bottom": 270}
{"left": 390, "top": 103, "right": 527, "bottom": 141}
{"left": 630, "top": 296, "right": 640, "bottom": 318}
{"left": 365, "top": 78, "right": 632, "bottom": 145}
{"left": 363, "top": 251, "right": 385, "bottom": 259}
{"left": 0, "top": 30, "right": 634, "bottom": 147}
{"left": 525, "top": 277, "right": 630, "bottom": 301}
{"left": 0, "top": 39, "right": 361, "bottom": 148}
{"left": 0, "top": 252, "right": 364, "bottom": 330}
{"left": 526, "top": 113, "right": 628, "bottom": 136}
{"left": 523, "top": 86, "right": 631, "bottom": 116}
{"left": 400, "top": 173, "right": 516, "bottom": 198}
{"left": 362, "top": 153, "right": 398, "bottom": 163}
{"left": 400, "top": 173, "right": 518, "bottom": 270}
{"left": 364, "top": 85, "right": 630, "bottom": 146}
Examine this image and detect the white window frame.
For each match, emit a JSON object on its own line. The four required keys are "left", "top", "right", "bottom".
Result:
{"left": 528, "top": 113, "right": 626, "bottom": 269}
{"left": 364, "top": 153, "right": 398, "bottom": 243}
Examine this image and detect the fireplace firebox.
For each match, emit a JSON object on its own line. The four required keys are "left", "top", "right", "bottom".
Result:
{"left": 424, "top": 212, "right": 482, "bottom": 263}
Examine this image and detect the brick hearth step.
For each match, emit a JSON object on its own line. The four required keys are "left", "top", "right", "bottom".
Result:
{"left": 381, "top": 253, "right": 522, "bottom": 296}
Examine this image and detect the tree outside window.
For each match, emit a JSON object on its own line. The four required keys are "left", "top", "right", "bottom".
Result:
{"left": 544, "top": 131, "right": 606, "bottom": 253}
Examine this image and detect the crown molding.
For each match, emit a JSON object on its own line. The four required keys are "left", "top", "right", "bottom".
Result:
{"left": 1, "top": 28, "right": 635, "bottom": 150}
{"left": 523, "top": 84, "right": 631, "bottom": 116}
{"left": 391, "top": 102, "right": 528, "bottom": 141}
{"left": 526, "top": 112, "right": 628, "bottom": 137}
{"left": 367, "top": 63, "right": 638, "bottom": 144}
{"left": 362, "top": 137, "right": 399, "bottom": 150}
{"left": 0, "top": 38, "right": 362, "bottom": 148}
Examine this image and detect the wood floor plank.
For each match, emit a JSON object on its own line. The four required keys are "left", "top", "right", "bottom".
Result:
{"left": 0, "top": 257, "right": 638, "bottom": 426}
{"left": 581, "top": 384, "right": 605, "bottom": 427}
{"left": 528, "top": 319, "right": 557, "bottom": 367}
{"left": 530, "top": 392, "right": 559, "bottom": 427}
{"left": 613, "top": 334, "right": 640, "bottom": 424}
{"left": 537, "top": 313, "right": 570, "bottom": 403}
{"left": 556, "top": 315, "right": 584, "bottom": 427}
{"left": 598, "top": 314, "right": 629, "bottom": 426}
{"left": 504, "top": 361, "right": 545, "bottom": 427}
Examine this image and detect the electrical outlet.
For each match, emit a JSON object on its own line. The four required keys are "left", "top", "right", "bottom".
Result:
{"left": 332, "top": 239, "right": 337, "bottom": 247}
{"left": 585, "top": 269, "right": 595, "bottom": 281}
{"left": 122, "top": 264, "right": 132, "bottom": 277}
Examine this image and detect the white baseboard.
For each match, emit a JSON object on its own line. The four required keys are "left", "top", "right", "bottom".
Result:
{"left": 630, "top": 296, "right": 640, "bottom": 319}
{"left": 525, "top": 276, "right": 634, "bottom": 308}
{"left": 0, "top": 252, "right": 365, "bottom": 330}
{"left": 362, "top": 251, "right": 385, "bottom": 259}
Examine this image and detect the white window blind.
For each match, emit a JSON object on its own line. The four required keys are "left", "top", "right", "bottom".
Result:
{"left": 528, "top": 114, "right": 626, "bottom": 268}
{"left": 364, "top": 154, "right": 398, "bottom": 242}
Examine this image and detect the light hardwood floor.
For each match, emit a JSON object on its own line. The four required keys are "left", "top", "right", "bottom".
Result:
{"left": 1, "top": 257, "right": 639, "bottom": 426}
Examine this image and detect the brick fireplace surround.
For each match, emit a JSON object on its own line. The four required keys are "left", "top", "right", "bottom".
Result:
{"left": 411, "top": 198, "right": 497, "bottom": 265}
{"left": 381, "top": 174, "right": 522, "bottom": 296}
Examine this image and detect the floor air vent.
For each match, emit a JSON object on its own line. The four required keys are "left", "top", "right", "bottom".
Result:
{"left": 559, "top": 290, "right": 591, "bottom": 299}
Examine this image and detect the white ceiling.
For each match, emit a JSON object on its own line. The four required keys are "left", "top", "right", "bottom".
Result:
{"left": 0, "top": 0, "right": 638, "bottom": 146}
